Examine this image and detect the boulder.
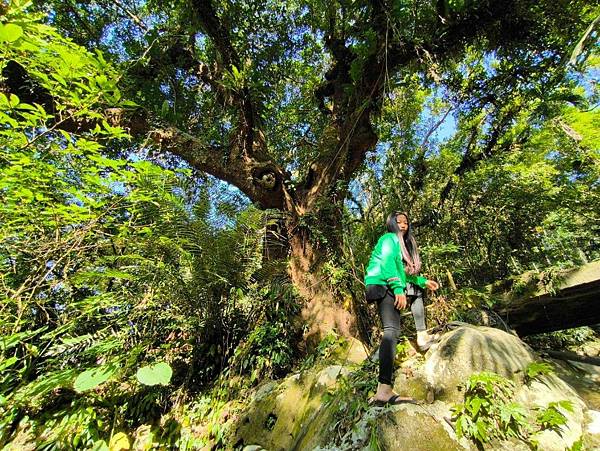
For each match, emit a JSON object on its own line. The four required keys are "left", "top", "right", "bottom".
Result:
{"left": 376, "top": 403, "right": 469, "bottom": 451}
{"left": 424, "top": 325, "right": 536, "bottom": 402}
{"left": 232, "top": 336, "right": 367, "bottom": 451}
{"left": 515, "top": 375, "right": 585, "bottom": 450}
{"left": 424, "top": 325, "right": 587, "bottom": 451}
{"left": 229, "top": 327, "right": 596, "bottom": 450}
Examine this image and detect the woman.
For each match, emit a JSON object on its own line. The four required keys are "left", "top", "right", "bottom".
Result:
{"left": 364, "top": 211, "right": 439, "bottom": 405}
{"left": 395, "top": 212, "right": 440, "bottom": 351}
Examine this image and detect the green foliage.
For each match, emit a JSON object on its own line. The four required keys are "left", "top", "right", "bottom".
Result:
{"left": 228, "top": 282, "right": 300, "bottom": 383}
{"left": 1, "top": 0, "right": 598, "bottom": 448}
{"left": 300, "top": 330, "right": 349, "bottom": 370}
{"left": 455, "top": 287, "right": 496, "bottom": 310}
{"left": 451, "top": 371, "right": 575, "bottom": 449}
{"left": 74, "top": 364, "right": 120, "bottom": 393}
{"left": 321, "top": 358, "right": 379, "bottom": 449}
{"left": 37, "top": 405, "right": 105, "bottom": 449}
{"left": 524, "top": 362, "right": 554, "bottom": 384}
{"left": 395, "top": 337, "right": 412, "bottom": 363}
{"left": 451, "top": 372, "right": 528, "bottom": 446}
{"left": 535, "top": 400, "right": 573, "bottom": 433}
{"left": 347, "top": 41, "right": 599, "bottom": 293}
{"left": 136, "top": 362, "right": 173, "bottom": 386}
{"left": 525, "top": 327, "right": 598, "bottom": 351}
{"left": 568, "top": 436, "right": 585, "bottom": 451}
{"left": 0, "top": 6, "right": 301, "bottom": 448}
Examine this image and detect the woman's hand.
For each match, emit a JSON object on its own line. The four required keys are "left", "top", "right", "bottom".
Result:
{"left": 394, "top": 293, "right": 407, "bottom": 310}
{"left": 425, "top": 280, "right": 439, "bottom": 291}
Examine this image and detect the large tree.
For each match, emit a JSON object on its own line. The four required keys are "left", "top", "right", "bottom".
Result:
{"left": 5, "top": 0, "right": 597, "bottom": 337}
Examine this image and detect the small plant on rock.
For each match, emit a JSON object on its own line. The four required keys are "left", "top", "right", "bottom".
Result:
{"left": 535, "top": 400, "right": 573, "bottom": 433}
{"left": 524, "top": 361, "right": 554, "bottom": 384}
{"left": 451, "top": 372, "right": 530, "bottom": 446}
{"left": 452, "top": 371, "right": 575, "bottom": 450}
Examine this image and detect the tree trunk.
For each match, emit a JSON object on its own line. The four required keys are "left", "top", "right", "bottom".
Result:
{"left": 285, "top": 204, "right": 360, "bottom": 350}
{"left": 491, "top": 261, "right": 600, "bottom": 336}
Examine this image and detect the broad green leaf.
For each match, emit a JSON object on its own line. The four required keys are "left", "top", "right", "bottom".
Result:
{"left": 0, "top": 112, "right": 19, "bottom": 127}
{"left": 0, "top": 23, "right": 23, "bottom": 43}
{"left": 470, "top": 397, "right": 482, "bottom": 416}
{"left": 73, "top": 364, "right": 118, "bottom": 393}
{"left": 9, "top": 94, "right": 20, "bottom": 108}
{"left": 51, "top": 73, "right": 67, "bottom": 87}
{"left": 557, "top": 400, "right": 574, "bottom": 413}
{"left": 136, "top": 362, "right": 172, "bottom": 386}
{"left": 108, "top": 432, "right": 130, "bottom": 451}
{"left": 120, "top": 100, "right": 139, "bottom": 107}
{"left": 14, "top": 39, "right": 38, "bottom": 52}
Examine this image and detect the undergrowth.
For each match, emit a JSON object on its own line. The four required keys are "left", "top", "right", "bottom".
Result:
{"left": 451, "top": 369, "right": 574, "bottom": 450}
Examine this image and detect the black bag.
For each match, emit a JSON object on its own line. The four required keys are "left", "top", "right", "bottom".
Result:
{"left": 365, "top": 284, "right": 390, "bottom": 303}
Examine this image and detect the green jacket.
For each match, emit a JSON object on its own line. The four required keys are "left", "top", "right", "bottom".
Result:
{"left": 364, "top": 233, "right": 428, "bottom": 295}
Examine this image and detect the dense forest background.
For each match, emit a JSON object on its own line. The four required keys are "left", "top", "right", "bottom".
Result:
{"left": 1, "top": 0, "right": 599, "bottom": 448}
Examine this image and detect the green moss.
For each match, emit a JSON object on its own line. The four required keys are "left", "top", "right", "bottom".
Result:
{"left": 377, "top": 409, "right": 464, "bottom": 450}
{"left": 231, "top": 363, "right": 348, "bottom": 450}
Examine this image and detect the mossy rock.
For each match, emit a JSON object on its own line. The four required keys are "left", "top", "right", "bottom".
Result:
{"left": 392, "top": 364, "right": 432, "bottom": 403}
{"left": 230, "top": 335, "right": 369, "bottom": 450}
{"left": 229, "top": 327, "right": 594, "bottom": 450}
{"left": 376, "top": 405, "right": 467, "bottom": 450}
{"left": 231, "top": 364, "right": 352, "bottom": 450}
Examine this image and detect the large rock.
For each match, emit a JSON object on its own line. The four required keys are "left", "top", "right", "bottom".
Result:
{"left": 229, "top": 327, "right": 595, "bottom": 451}
{"left": 376, "top": 402, "right": 472, "bottom": 451}
{"left": 515, "top": 375, "right": 586, "bottom": 450}
{"left": 549, "top": 357, "right": 600, "bottom": 409}
{"left": 232, "top": 337, "right": 368, "bottom": 450}
{"left": 233, "top": 366, "right": 343, "bottom": 450}
{"left": 424, "top": 325, "right": 587, "bottom": 451}
{"left": 424, "top": 325, "right": 536, "bottom": 402}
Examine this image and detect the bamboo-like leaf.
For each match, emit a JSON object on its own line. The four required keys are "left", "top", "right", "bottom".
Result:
{"left": 15, "top": 368, "right": 78, "bottom": 403}
{"left": 0, "top": 356, "right": 19, "bottom": 372}
{"left": 569, "top": 14, "right": 600, "bottom": 65}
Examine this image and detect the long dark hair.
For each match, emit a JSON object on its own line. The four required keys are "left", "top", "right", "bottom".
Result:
{"left": 385, "top": 211, "right": 421, "bottom": 263}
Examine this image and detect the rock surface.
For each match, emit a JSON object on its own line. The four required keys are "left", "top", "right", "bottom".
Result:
{"left": 424, "top": 325, "right": 536, "bottom": 402}
{"left": 233, "top": 337, "right": 367, "bottom": 450}
{"left": 229, "top": 326, "right": 600, "bottom": 450}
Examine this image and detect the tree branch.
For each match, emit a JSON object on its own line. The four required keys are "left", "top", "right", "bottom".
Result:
{"left": 189, "top": 0, "right": 264, "bottom": 161}
{"left": 438, "top": 106, "right": 521, "bottom": 206}
{"left": 148, "top": 125, "right": 286, "bottom": 209}
{"left": 335, "top": 0, "right": 540, "bottom": 197}
{"left": 412, "top": 106, "right": 454, "bottom": 194}
{"left": 190, "top": 0, "right": 240, "bottom": 69}
{"left": 1, "top": 59, "right": 287, "bottom": 209}
{"left": 304, "top": 1, "right": 528, "bottom": 203}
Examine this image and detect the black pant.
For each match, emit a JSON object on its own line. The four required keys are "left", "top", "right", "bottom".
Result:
{"left": 376, "top": 286, "right": 426, "bottom": 385}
